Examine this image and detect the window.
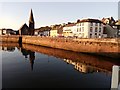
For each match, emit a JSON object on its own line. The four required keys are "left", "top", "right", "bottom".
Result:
{"left": 80, "top": 23, "right": 81, "bottom": 26}
{"left": 99, "top": 23, "right": 101, "bottom": 26}
{"left": 90, "top": 27, "right": 93, "bottom": 32}
{"left": 82, "top": 23, "right": 84, "bottom": 26}
{"left": 82, "top": 27, "right": 84, "bottom": 32}
{"left": 95, "top": 33, "right": 97, "bottom": 35}
{"left": 91, "top": 23, "right": 93, "bottom": 26}
{"left": 95, "top": 27, "right": 97, "bottom": 32}
{"left": 95, "top": 23, "right": 98, "bottom": 26}
{"left": 80, "top": 28, "right": 81, "bottom": 32}
{"left": 90, "top": 34, "right": 92, "bottom": 38}
{"left": 99, "top": 28, "right": 101, "bottom": 32}
{"left": 77, "top": 28, "right": 82, "bottom": 32}
{"left": 3, "top": 30, "right": 6, "bottom": 33}
{"left": 78, "top": 28, "right": 79, "bottom": 32}
{"left": 77, "top": 28, "right": 79, "bottom": 32}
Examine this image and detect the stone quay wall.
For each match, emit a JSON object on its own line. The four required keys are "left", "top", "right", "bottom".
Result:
{"left": 22, "top": 36, "right": 120, "bottom": 53}
{"left": 22, "top": 44, "right": 120, "bottom": 71}
{"left": 1, "top": 35, "right": 120, "bottom": 53}
{"left": 1, "top": 35, "right": 20, "bottom": 43}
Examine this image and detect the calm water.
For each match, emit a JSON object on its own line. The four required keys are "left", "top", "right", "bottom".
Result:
{"left": 1, "top": 42, "right": 120, "bottom": 88}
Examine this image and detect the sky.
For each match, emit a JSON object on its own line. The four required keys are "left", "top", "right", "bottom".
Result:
{"left": 0, "top": 2, "right": 119, "bottom": 30}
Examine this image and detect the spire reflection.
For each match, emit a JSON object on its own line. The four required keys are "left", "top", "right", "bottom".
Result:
{"left": 29, "top": 51, "right": 35, "bottom": 71}
{"left": 20, "top": 48, "right": 35, "bottom": 71}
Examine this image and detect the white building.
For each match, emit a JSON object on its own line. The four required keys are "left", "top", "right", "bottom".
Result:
{"left": 0, "top": 29, "right": 16, "bottom": 35}
{"left": 34, "top": 26, "right": 51, "bottom": 36}
{"left": 42, "top": 30, "right": 50, "bottom": 36}
{"left": 34, "top": 29, "right": 39, "bottom": 36}
{"left": 76, "top": 19, "right": 106, "bottom": 38}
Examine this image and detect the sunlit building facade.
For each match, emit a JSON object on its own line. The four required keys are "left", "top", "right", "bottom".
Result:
{"left": 76, "top": 19, "right": 105, "bottom": 38}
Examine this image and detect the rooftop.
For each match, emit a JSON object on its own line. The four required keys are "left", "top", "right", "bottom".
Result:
{"left": 77, "top": 18, "right": 102, "bottom": 23}
{"left": 64, "top": 23, "right": 76, "bottom": 27}
{"left": 19, "top": 23, "right": 29, "bottom": 30}
{"left": 115, "top": 20, "right": 120, "bottom": 25}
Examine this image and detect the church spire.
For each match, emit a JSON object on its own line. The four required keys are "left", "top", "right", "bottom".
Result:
{"left": 29, "top": 9, "right": 35, "bottom": 35}
{"left": 29, "top": 9, "right": 34, "bottom": 23}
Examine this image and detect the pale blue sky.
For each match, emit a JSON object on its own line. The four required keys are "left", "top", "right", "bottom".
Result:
{"left": 0, "top": 2, "right": 118, "bottom": 30}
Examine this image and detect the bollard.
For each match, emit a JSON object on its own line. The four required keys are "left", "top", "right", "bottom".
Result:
{"left": 111, "top": 65, "right": 120, "bottom": 89}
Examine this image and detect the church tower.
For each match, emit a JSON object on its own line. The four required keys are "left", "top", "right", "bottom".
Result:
{"left": 29, "top": 9, "right": 35, "bottom": 35}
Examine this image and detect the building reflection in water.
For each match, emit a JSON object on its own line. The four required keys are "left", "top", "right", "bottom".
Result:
{"left": 19, "top": 48, "right": 35, "bottom": 71}
{"left": 1, "top": 46, "right": 15, "bottom": 52}
{"left": 63, "top": 59, "right": 111, "bottom": 74}
{"left": 1, "top": 42, "right": 120, "bottom": 74}
{"left": 0, "top": 43, "right": 36, "bottom": 71}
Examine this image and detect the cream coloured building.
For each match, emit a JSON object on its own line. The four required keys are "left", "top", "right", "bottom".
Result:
{"left": 63, "top": 19, "right": 106, "bottom": 38}
{"left": 76, "top": 19, "right": 106, "bottom": 38}
{"left": 50, "top": 29, "right": 58, "bottom": 37}
{"left": 50, "top": 25, "right": 63, "bottom": 37}
{"left": 63, "top": 23, "right": 76, "bottom": 37}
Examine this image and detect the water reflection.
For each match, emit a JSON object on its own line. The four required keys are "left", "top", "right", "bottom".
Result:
{"left": 63, "top": 59, "right": 111, "bottom": 74}
{"left": 20, "top": 48, "right": 35, "bottom": 71}
{"left": 1, "top": 42, "right": 120, "bottom": 74}
{"left": 1, "top": 47, "right": 15, "bottom": 52}
{"left": 1, "top": 42, "right": 35, "bottom": 71}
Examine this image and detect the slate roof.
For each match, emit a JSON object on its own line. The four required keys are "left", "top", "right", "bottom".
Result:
{"left": 19, "top": 23, "right": 29, "bottom": 30}
{"left": 77, "top": 19, "right": 102, "bottom": 23}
